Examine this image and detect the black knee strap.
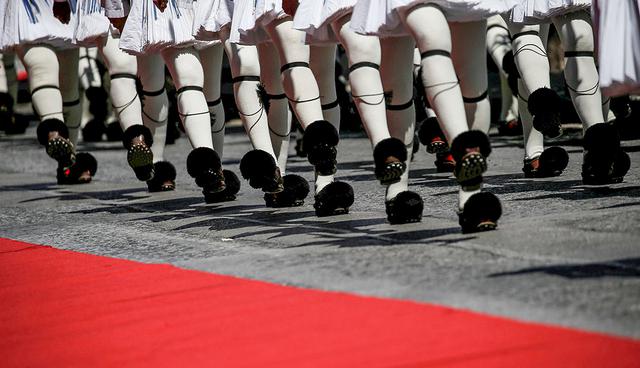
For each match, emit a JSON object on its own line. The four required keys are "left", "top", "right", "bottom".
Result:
{"left": 463, "top": 90, "right": 488, "bottom": 104}
{"left": 63, "top": 99, "right": 81, "bottom": 107}
{"left": 31, "top": 85, "right": 60, "bottom": 95}
{"left": 322, "top": 100, "right": 339, "bottom": 110}
{"left": 487, "top": 24, "right": 509, "bottom": 33}
{"left": 176, "top": 86, "right": 204, "bottom": 95}
{"left": 349, "top": 62, "right": 379, "bottom": 73}
{"left": 207, "top": 98, "right": 222, "bottom": 107}
{"left": 111, "top": 73, "right": 137, "bottom": 80}
{"left": 564, "top": 51, "right": 594, "bottom": 58}
{"left": 511, "top": 30, "right": 538, "bottom": 40}
{"left": 386, "top": 99, "right": 413, "bottom": 111}
{"left": 420, "top": 50, "right": 451, "bottom": 59}
{"left": 232, "top": 76, "right": 260, "bottom": 83}
{"left": 142, "top": 87, "right": 165, "bottom": 97}
{"left": 267, "top": 93, "right": 287, "bottom": 100}
{"left": 280, "top": 62, "right": 310, "bottom": 73}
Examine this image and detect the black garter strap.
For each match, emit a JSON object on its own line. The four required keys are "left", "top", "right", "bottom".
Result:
{"left": 207, "top": 98, "right": 222, "bottom": 107}
{"left": 111, "top": 73, "right": 137, "bottom": 80}
{"left": 176, "top": 86, "right": 204, "bottom": 95}
{"left": 63, "top": 99, "right": 80, "bottom": 107}
{"left": 564, "top": 51, "right": 594, "bottom": 58}
{"left": 280, "top": 62, "right": 310, "bottom": 73}
{"left": 386, "top": 99, "right": 414, "bottom": 111}
{"left": 349, "top": 62, "right": 379, "bottom": 73}
{"left": 232, "top": 76, "right": 260, "bottom": 83}
{"left": 420, "top": 50, "right": 451, "bottom": 59}
{"left": 322, "top": 100, "right": 339, "bottom": 110}
{"left": 511, "top": 30, "right": 539, "bottom": 40}
{"left": 487, "top": 24, "right": 509, "bottom": 33}
{"left": 267, "top": 93, "right": 287, "bottom": 100}
{"left": 462, "top": 90, "right": 488, "bottom": 103}
{"left": 142, "top": 87, "right": 165, "bottom": 96}
{"left": 31, "top": 84, "right": 60, "bottom": 95}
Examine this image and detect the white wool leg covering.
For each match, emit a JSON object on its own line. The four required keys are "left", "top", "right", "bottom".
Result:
{"left": 17, "top": 45, "right": 64, "bottom": 122}
{"left": 380, "top": 36, "right": 416, "bottom": 201}
{"left": 258, "top": 42, "right": 292, "bottom": 172}
{"left": 137, "top": 54, "right": 169, "bottom": 161}
{"left": 400, "top": 4, "right": 469, "bottom": 143}
{"left": 332, "top": 15, "right": 390, "bottom": 146}
{"left": 486, "top": 16, "right": 518, "bottom": 121}
{"left": 310, "top": 45, "right": 340, "bottom": 129}
{"left": 99, "top": 34, "right": 143, "bottom": 130}
{"left": 162, "top": 47, "right": 213, "bottom": 149}
{"left": 199, "top": 44, "right": 227, "bottom": 156}
{"left": 58, "top": 48, "right": 82, "bottom": 145}
{"left": 508, "top": 23, "right": 549, "bottom": 160}
{"left": 451, "top": 20, "right": 491, "bottom": 133}
{"left": 264, "top": 18, "right": 324, "bottom": 129}
{"left": 222, "top": 39, "right": 277, "bottom": 160}
{"left": 552, "top": 11, "right": 604, "bottom": 129}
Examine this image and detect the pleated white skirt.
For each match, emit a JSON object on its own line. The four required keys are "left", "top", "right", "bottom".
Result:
{"left": 510, "top": 0, "right": 590, "bottom": 23}
{"left": 350, "top": 0, "right": 518, "bottom": 37}
{"left": 193, "top": 0, "right": 234, "bottom": 41}
{"left": 293, "top": 0, "right": 356, "bottom": 44}
{"left": 229, "top": 0, "right": 289, "bottom": 44}
{"left": 0, "top": 0, "right": 75, "bottom": 51}
{"left": 119, "top": 0, "right": 200, "bottom": 55}
{"left": 74, "top": 0, "right": 111, "bottom": 47}
{"left": 594, "top": 0, "right": 640, "bottom": 96}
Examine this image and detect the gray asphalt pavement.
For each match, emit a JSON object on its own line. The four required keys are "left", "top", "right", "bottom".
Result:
{"left": 1, "top": 122, "right": 639, "bottom": 339}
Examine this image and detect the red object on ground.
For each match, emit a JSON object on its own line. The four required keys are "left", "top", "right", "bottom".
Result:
{"left": 1, "top": 237, "right": 639, "bottom": 367}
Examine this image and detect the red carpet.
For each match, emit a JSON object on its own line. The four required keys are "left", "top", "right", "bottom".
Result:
{"left": 1, "top": 237, "right": 638, "bottom": 367}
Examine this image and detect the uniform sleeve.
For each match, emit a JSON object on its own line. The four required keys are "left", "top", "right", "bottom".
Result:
{"left": 103, "top": 0, "right": 131, "bottom": 18}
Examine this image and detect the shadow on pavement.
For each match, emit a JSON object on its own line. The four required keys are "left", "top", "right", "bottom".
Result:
{"left": 488, "top": 258, "right": 640, "bottom": 279}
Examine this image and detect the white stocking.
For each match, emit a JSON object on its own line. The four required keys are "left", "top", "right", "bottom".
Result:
{"left": 258, "top": 42, "right": 291, "bottom": 172}
{"left": 400, "top": 4, "right": 468, "bottom": 143}
{"left": 99, "top": 34, "right": 143, "bottom": 130}
{"left": 332, "top": 14, "right": 390, "bottom": 146}
{"left": 552, "top": 11, "right": 604, "bottom": 129}
{"left": 222, "top": 37, "right": 277, "bottom": 160}
{"left": 161, "top": 47, "right": 212, "bottom": 149}
{"left": 264, "top": 18, "right": 324, "bottom": 129}
{"left": 508, "top": 23, "right": 549, "bottom": 160}
{"left": 486, "top": 15, "right": 518, "bottom": 122}
{"left": 17, "top": 45, "right": 64, "bottom": 122}
{"left": 58, "top": 48, "right": 82, "bottom": 145}
{"left": 380, "top": 36, "right": 416, "bottom": 201}
{"left": 137, "top": 54, "right": 169, "bottom": 161}
{"left": 200, "top": 43, "right": 227, "bottom": 156}
{"left": 451, "top": 20, "right": 491, "bottom": 133}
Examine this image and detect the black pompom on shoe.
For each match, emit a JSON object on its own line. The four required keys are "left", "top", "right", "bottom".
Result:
{"left": 123, "top": 125, "right": 154, "bottom": 181}
{"left": 528, "top": 87, "right": 563, "bottom": 138}
{"left": 385, "top": 191, "right": 423, "bottom": 224}
{"left": 373, "top": 137, "right": 407, "bottom": 185}
{"left": 37, "top": 119, "right": 74, "bottom": 166}
{"left": 85, "top": 86, "right": 109, "bottom": 120}
{"left": 146, "top": 161, "right": 177, "bottom": 192}
{"left": 303, "top": 120, "right": 339, "bottom": 175}
{"left": 314, "top": 181, "right": 354, "bottom": 217}
{"left": 458, "top": 192, "right": 502, "bottom": 234}
{"left": 57, "top": 152, "right": 98, "bottom": 185}
{"left": 239, "top": 149, "right": 284, "bottom": 193}
{"left": 105, "top": 121, "right": 124, "bottom": 142}
{"left": 205, "top": 169, "right": 241, "bottom": 203}
{"left": 582, "top": 122, "right": 630, "bottom": 185}
{"left": 418, "top": 116, "right": 448, "bottom": 154}
{"left": 450, "top": 130, "right": 491, "bottom": 187}
{"left": 264, "top": 174, "right": 310, "bottom": 207}
{"left": 187, "top": 147, "right": 226, "bottom": 196}
{"left": 82, "top": 118, "right": 106, "bottom": 142}
{"left": 523, "top": 146, "right": 569, "bottom": 178}
{"left": 0, "top": 92, "right": 15, "bottom": 133}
